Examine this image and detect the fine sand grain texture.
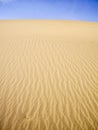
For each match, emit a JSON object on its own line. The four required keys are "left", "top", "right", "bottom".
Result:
{"left": 0, "top": 20, "right": 98, "bottom": 130}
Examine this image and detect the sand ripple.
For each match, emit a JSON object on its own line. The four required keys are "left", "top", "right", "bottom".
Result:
{"left": 0, "top": 21, "right": 98, "bottom": 130}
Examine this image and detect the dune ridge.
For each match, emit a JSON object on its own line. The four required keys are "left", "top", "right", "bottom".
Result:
{"left": 0, "top": 20, "right": 98, "bottom": 130}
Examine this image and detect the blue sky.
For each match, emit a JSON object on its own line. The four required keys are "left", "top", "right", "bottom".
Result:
{"left": 0, "top": 0, "right": 98, "bottom": 21}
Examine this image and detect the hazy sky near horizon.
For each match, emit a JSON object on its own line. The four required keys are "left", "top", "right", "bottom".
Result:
{"left": 0, "top": 0, "right": 98, "bottom": 21}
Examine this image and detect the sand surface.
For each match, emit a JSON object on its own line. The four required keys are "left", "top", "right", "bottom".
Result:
{"left": 0, "top": 20, "right": 98, "bottom": 130}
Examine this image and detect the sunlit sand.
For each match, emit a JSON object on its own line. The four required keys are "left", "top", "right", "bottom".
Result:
{"left": 0, "top": 20, "right": 98, "bottom": 130}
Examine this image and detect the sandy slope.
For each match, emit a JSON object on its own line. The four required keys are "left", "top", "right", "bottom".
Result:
{"left": 0, "top": 20, "right": 98, "bottom": 130}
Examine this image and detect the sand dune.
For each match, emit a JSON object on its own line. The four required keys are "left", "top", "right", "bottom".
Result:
{"left": 0, "top": 20, "right": 98, "bottom": 130}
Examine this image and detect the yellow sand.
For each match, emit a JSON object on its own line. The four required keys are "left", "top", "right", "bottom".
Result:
{"left": 0, "top": 20, "right": 98, "bottom": 130}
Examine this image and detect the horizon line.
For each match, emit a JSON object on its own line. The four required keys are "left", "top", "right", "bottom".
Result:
{"left": 0, "top": 19, "right": 98, "bottom": 23}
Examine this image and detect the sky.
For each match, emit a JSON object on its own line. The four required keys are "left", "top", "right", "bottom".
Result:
{"left": 0, "top": 0, "right": 98, "bottom": 22}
